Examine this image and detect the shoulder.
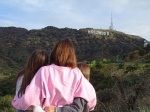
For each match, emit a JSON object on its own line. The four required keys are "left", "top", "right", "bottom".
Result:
{"left": 37, "top": 65, "right": 52, "bottom": 73}
{"left": 69, "top": 67, "right": 85, "bottom": 80}
{"left": 73, "top": 67, "right": 84, "bottom": 75}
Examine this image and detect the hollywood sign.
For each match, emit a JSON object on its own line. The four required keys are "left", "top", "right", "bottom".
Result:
{"left": 88, "top": 30, "right": 109, "bottom": 36}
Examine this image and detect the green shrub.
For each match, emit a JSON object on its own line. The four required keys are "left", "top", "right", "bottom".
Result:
{"left": 118, "top": 63, "right": 125, "bottom": 69}
{"left": 138, "top": 107, "right": 150, "bottom": 112}
{"left": 95, "top": 62, "right": 103, "bottom": 68}
{"left": 0, "top": 95, "right": 15, "bottom": 112}
{"left": 97, "top": 88, "right": 115, "bottom": 102}
{"left": 125, "top": 64, "right": 138, "bottom": 72}
{"left": 89, "top": 60, "right": 96, "bottom": 68}
{"left": 0, "top": 74, "right": 15, "bottom": 96}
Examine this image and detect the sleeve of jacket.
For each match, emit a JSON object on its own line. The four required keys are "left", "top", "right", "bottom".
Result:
{"left": 56, "top": 97, "right": 89, "bottom": 112}
{"left": 74, "top": 73, "right": 97, "bottom": 111}
{"left": 12, "top": 67, "right": 47, "bottom": 110}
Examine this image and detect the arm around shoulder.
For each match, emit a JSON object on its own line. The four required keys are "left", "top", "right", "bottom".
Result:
{"left": 12, "top": 68, "right": 45, "bottom": 110}
{"left": 74, "top": 76, "right": 97, "bottom": 111}
{"left": 56, "top": 97, "right": 89, "bottom": 112}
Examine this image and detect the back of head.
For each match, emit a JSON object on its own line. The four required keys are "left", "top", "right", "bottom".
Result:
{"left": 77, "top": 62, "right": 90, "bottom": 81}
{"left": 17, "top": 49, "right": 49, "bottom": 97}
{"left": 50, "top": 39, "right": 77, "bottom": 68}
{"left": 27, "top": 49, "right": 49, "bottom": 73}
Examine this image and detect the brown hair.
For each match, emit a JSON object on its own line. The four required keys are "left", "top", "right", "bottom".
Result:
{"left": 77, "top": 62, "right": 90, "bottom": 81}
{"left": 50, "top": 39, "right": 77, "bottom": 68}
{"left": 16, "top": 49, "right": 49, "bottom": 97}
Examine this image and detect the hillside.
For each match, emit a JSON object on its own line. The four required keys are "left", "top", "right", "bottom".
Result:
{"left": 123, "top": 44, "right": 150, "bottom": 63}
{"left": 0, "top": 26, "right": 145, "bottom": 70}
{"left": 0, "top": 26, "right": 149, "bottom": 112}
{"left": 0, "top": 62, "right": 149, "bottom": 112}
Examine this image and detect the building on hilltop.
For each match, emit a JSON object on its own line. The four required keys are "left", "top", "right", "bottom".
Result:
{"left": 109, "top": 14, "right": 114, "bottom": 30}
{"left": 144, "top": 39, "right": 150, "bottom": 47}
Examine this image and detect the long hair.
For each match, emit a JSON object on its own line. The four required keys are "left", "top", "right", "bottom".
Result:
{"left": 15, "top": 49, "right": 49, "bottom": 97}
{"left": 77, "top": 62, "right": 90, "bottom": 81}
{"left": 50, "top": 39, "right": 77, "bottom": 68}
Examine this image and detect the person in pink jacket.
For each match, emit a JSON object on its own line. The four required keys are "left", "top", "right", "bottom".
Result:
{"left": 12, "top": 39, "right": 97, "bottom": 111}
{"left": 15, "top": 49, "right": 49, "bottom": 112}
{"left": 45, "top": 62, "right": 92, "bottom": 112}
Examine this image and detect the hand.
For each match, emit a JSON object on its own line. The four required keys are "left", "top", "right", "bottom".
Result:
{"left": 44, "top": 106, "right": 56, "bottom": 112}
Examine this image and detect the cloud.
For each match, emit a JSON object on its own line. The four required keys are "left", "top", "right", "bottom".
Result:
{"left": 134, "top": 25, "right": 150, "bottom": 41}
{"left": 120, "top": 24, "right": 150, "bottom": 41}
{"left": 104, "top": 0, "right": 130, "bottom": 13}
{"left": 0, "top": 0, "right": 150, "bottom": 41}
{"left": 24, "top": 0, "right": 44, "bottom": 7}
{"left": 1, "top": 0, "right": 47, "bottom": 13}
{"left": 0, "top": 19, "right": 15, "bottom": 26}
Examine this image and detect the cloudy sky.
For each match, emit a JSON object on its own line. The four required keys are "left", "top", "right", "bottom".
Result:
{"left": 0, "top": 0, "right": 150, "bottom": 41}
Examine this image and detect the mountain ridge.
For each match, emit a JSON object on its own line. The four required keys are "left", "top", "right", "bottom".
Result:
{"left": 0, "top": 26, "right": 145, "bottom": 69}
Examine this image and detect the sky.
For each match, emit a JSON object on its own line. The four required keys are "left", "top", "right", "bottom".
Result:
{"left": 0, "top": 0, "right": 150, "bottom": 41}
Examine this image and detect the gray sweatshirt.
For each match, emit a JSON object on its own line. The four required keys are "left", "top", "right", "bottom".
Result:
{"left": 56, "top": 97, "right": 89, "bottom": 112}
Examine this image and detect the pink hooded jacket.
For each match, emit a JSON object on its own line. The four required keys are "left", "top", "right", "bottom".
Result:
{"left": 12, "top": 64, "right": 97, "bottom": 111}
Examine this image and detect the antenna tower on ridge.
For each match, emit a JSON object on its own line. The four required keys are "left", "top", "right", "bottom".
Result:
{"left": 109, "top": 14, "right": 113, "bottom": 30}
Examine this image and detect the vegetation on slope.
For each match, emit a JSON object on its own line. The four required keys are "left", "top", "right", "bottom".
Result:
{"left": 0, "top": 26, "right": 149, "bottom": 112}
{"left": 0, "top": 26, "right": 144, "bottom": 69}
{"left": 0, "top": 61, "right": 149, "bottom": 112}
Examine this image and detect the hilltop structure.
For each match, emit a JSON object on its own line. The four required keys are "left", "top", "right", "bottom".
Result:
{"left": 87, "top": 14, "right": 114, "bottom": 35}
{"left": 144, "top": 40, "right": 150, "bottom": 47}
{"left": 109, "top": 14, "right": 113, "bottom": 30}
